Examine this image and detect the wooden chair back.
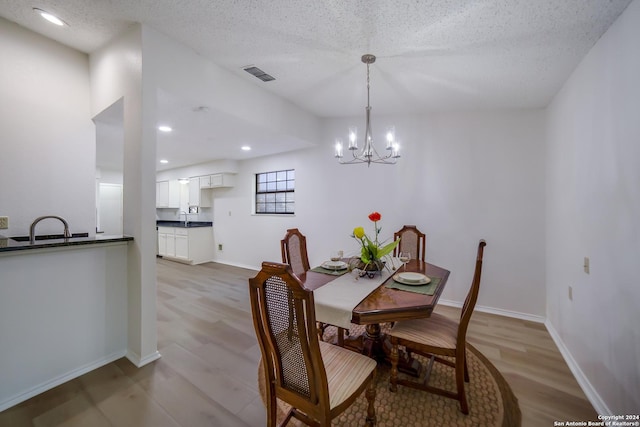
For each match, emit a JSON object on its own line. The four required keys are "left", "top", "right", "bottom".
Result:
{"left": 280, "top": 228, "right": 310, "bottom": 277}
{"left": 393, "top": 225, "right": 426, "bottom": 261}
{"left": 458, "top": 239, "right": 486, "bottom": 343}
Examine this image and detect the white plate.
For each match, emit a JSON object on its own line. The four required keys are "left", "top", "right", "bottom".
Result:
{"left": 398, "top": 272, "right": 427, "bottom": 283}
{"left": 322, "top": 261, "right": 348, "bottom": 270}
{"left": 393, "top": 273, "right": 431, "bottom": 286}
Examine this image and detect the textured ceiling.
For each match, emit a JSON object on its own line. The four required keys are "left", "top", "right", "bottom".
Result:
{"left": 0, "top": 0, "right": 632, "bottom": 169}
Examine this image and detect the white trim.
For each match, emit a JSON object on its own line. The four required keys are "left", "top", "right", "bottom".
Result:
{"left": 126, "top": 350, "right": 161, "bottom": 368}
{"left": 438, "top": 299, "right": 546, "bottom": 324}
{"left": 211, "top": 259, "right": 259, "bottom": 272}
{"left": 0, "top": 349, "right": 126, "bottom": 412}
{"left": 545, "top": 320, "right": 608, "bottom": 415}
{"left": 441, "top": 299, "right": 608, "bottom": 413}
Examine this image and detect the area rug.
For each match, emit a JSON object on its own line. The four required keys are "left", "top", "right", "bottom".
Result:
{"left": 257, "top": 326, "right": 521, "bottom": 427}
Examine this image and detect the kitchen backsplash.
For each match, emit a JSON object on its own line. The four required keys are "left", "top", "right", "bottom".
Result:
{"left": 156, "top": 208, "right": 213, "bottom": 222}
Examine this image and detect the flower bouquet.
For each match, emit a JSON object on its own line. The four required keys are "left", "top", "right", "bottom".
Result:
{"left": 351, "top": 212, "right": 400, "bottom": 278}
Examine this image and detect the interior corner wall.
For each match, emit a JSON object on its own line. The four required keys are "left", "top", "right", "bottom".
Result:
{"left": 90, "top": 24, "right": 159, "bottom": 366}
{"left": 0, "top": 17, "right": 95, "bottom": 237}
{"left": 545, "top": 0, "right": 640, "bottom": 414}
{"left": 212, "top": 110, "right": 546, "bottom": 319}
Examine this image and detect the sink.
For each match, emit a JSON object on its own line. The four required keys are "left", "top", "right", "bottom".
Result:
{"left": 11, "top": 233, "right": 89, "bottom": 242}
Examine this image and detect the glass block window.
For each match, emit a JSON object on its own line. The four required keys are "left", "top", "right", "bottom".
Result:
{"left": 255, "top": 169, "right": 295, "bottom": 214}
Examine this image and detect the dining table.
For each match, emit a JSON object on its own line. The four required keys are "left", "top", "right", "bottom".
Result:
{"left": 299, "top": 257, "right": 450, "bottom": 376}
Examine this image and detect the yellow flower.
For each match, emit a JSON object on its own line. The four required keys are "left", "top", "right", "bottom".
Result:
{"left": 353, "top": 226, "right": 365, "bottom": 239}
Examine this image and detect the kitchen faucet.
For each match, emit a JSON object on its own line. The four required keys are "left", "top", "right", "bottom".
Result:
{"left": 180, "top": 211, "right": 189, "bottom": 227}
{"left": 29, "top": 215, "right": 71, "bottom": 244}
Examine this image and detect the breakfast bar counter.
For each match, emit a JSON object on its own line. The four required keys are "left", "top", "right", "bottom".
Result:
{"left": 0, "top": 234, "right": 133, "bottom": 253}
{"left": 0, "top": 233, "right": 132, "bottom": 411}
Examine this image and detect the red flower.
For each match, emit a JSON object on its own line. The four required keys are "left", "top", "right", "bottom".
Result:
{"left": 368, "top": 212, "right": 381, "bottom": 222}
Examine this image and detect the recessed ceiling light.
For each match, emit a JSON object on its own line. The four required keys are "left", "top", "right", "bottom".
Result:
{"left": 158, "top": 125, "right": 172, "bottom": 132}
{"left": 241, "top": 146, "right": 251, "bottom": 151}
{"left": 160, "top": 159, "right": 169, "bottom": 164}
{"left": 33, "top": 8, "right": 66, "bottom": 26}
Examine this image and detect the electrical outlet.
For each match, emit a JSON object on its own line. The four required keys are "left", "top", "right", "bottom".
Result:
{"left": 0, "top": 216, "right": 8, "bottom": 229}
{"left": 218, "top": 244, "right": 223, "bottom": 251}
{"left": 583, "top": 257, "right": 590, "bottom": 274}
{"left": 568, "top": 286, "right": 573, "bottom": 301}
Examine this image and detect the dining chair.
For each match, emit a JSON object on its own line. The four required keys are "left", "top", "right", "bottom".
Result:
{"left": 388, "top": 239, "right": 487, "bottom": 414}
{"left": 249, "top": 262, "right": 377, "bottom": 427}
{"left": 280, "top": 228, "right": 311, "bottom": 277}
{"left": 393, "top": 225, "right": 426, "bottom": 262}
{"left": 281, "top": 228, "right": 348, "bottom": 346}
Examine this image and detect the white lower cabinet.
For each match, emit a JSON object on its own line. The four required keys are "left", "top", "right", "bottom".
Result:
{"left": 158, "top": 231, "right": 168, "bottom": 255}
{"left": 174, "top": 229, "right": 189, "bottom": 261}
{"left": 157, "top": 226, "right": 213, "bottom": 265}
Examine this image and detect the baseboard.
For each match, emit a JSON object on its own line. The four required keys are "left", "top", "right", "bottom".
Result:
{"left": 438, "top": 299, "right": 546, "bottom": 324}
{"left": 125, "top": 349, "right": 161, "bottom": 368}
{"left": 213, "top": 259, "right": 260, "bottom": 272}
{"left": 545, "top": 320, "right": 608, "bottom": 415}
{"left": 0, "top": 349, "right": 127, "bottom": 412}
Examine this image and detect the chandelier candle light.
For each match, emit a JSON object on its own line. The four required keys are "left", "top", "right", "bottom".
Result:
{"left": 335, "top": 54, "right": 401, "bottom": 166}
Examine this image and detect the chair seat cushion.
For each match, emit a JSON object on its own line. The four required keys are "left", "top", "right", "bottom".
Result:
{"left": 319, "top": 341, "right": 377, "bottom": 409}
{"left": 389, "top": 313, "right": 459, "bottom": 350}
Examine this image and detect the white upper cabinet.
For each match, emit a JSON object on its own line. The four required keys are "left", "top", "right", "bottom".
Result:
{"left": 197, "top": 173, "right": 236, "bottom": 189}
{"left": 156, "top": 180, "right": 180, "bottom": 208}
{"left": 188, "top": 177, "right": 212, "bottom": 207}
{"left": 210, "top": 173, "right": 235, "bottom": 188}
{"left": 199, "top": 175, "right": 211, "bottom": 188}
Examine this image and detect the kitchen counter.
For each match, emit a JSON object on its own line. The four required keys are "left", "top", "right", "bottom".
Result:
{"left": 156, "top": 220, "right": 212, "bottom": 228}
{"left": 0, "top": 234, "right": 133, "bottom": 253}
{"left": 0, "top": 233, "right": 131, "bottom": 410}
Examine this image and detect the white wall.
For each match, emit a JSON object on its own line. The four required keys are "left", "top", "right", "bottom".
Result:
{"left": 546, "top": 0, "right": 640, "bottom": 415}
{"left": 90, "top": 25, "right": 160, "bottom": 367}
{"left": 0, "top": 18, "right": 135, "bottom": 411}
{"left": 212, "top": 110, "right": 547, "bottom": 318}
{"left": 0, "top": 18, "right": 95, "bottom": 237}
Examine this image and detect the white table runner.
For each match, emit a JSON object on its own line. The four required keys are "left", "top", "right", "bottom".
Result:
{"left": 313, "top": 258, "right": 399, "bottom": 329}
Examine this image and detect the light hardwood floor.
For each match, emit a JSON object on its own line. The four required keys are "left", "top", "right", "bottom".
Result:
{"left": 0, "top": 259, "right": 598, "bottom": 426}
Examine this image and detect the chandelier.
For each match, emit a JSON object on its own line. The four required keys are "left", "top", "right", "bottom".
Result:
{"left": 334, "top": 54, "right": 400, "bottom": 166}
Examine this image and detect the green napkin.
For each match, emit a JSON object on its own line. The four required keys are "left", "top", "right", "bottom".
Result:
{"left": 386, "top": 276, "right": 441, "bottom": 295}
{"left": 310, "top": 266, "right": 349, "bottom": 276}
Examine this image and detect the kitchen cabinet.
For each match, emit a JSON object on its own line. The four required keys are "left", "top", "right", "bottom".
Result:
{"left": 156, "top": 180, "right": 180, "bottom": 208}
{"left": 188, "top": 177, "right": 212, "bottom": 207}
{"left": 210, "top": 173, "right": 235, "bottom": 188}
{"left": 158, "top": 230, "right": 168, "bottom": 255}
{"left": 199, "top": 175, "right": 211, "bottom": 188}
{"left": 194, "top": 173, "right": 236, "bottom": 189}
{"left": 174, "top": 228, "right": 189, "bottom": 260}
{"left": 157, "top": 226, "right": 213, "bottom": 264}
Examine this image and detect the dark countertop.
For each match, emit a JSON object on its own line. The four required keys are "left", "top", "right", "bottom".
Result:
{"left": 156, "top": 220, "right": 213, "bottom": 228}
{"left": 0, "top": 234, "right": 133, "bottom": 253}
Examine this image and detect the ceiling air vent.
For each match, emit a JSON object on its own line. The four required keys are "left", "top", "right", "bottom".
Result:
{"left": 243, "top": 66, "right": 275, "bottom": 82}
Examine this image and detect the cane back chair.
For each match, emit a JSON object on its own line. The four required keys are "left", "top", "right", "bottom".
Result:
{"left": 249, "top": 262, "right": 377, "bottom": 426}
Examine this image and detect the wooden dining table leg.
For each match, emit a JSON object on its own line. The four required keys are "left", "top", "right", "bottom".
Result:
{"left": 344, "top": 323, "right": 421, "bottom": 377}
